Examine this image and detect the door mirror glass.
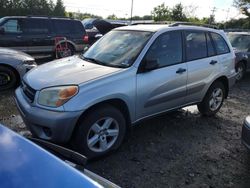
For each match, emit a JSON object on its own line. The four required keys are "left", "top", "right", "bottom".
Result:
{"left": 0, "top": 27, "right": 5, "bottom": 34}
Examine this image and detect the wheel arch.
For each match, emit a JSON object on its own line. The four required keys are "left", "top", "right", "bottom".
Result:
{"left": 0, "top": 63, "right": 21, "bottom": 85}
{"left": 211, "top": 76, "right": 229, "bottom": 99}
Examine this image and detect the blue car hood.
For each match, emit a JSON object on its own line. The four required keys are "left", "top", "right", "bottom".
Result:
{"left": 0, "top": 124, "right": 102, "bottom": 188}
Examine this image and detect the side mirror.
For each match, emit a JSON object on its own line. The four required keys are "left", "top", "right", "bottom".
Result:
{"left": 0, "top": 27, "right": 5, "bottom": 35}
{"left": 144, "top": 59, "right": 159, "bottom": 71}
{"left": 95, "top": 34, "right": 103, "bottom": 39}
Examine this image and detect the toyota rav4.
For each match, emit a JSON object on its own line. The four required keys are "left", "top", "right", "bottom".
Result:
{"left": 15, "top": 24, "right": 236, "bottom": 159}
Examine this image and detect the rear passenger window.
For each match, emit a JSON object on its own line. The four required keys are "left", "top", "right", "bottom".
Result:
{"left": 24, "top": 19, "right": 49, "bottom": 34}
{"left": 54, "top": 20, "right": 73, "bottom": 34}
{"left": 211, "top": 33, "right": 230, "bottom": 55}
{"left": 145, "top": 31, "right": 182, "bottom": 68}
{"left": 206, "top": 33, "right": 216, "bottom": 56}
{"left": 185, "top": 31, "right": 207, "bottom": 61}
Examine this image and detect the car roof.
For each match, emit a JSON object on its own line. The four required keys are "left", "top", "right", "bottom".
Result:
{"left": 0, "top": 124, "right": 102, "bottom": 188}
{"left": 227, "top": 32, "right": 250, "bottom": 35}
{"left": 2, "top": 16, "right": 79, "bottom": 21}
{"left": 115, "top": 24, "right": 222, "bottom": 33}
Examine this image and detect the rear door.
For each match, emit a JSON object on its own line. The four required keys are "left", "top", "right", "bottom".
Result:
{"left": 23, "top": 18, "right": 54, "bottom": 54}
{"left": 136, "top": 31, "right": 188, "bottom": 120}
{"left": 185, "top": 30, "right": 219, "bottom": 104}
{"left": 0, "top": 18, "right": 27, "bottom": 52}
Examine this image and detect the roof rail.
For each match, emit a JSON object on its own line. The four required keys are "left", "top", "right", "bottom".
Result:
{"left": 27, "top": 15, "right": 74, "bottom": 19}
{"left": 225, "top": 29, "right": 250, "bottom": 32}
{"left": 170, "top": 22, "right": 218, "bottom": 29}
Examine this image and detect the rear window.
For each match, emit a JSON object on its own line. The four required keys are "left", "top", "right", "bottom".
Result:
{"left": 53, "top": 20, "right": 84, "bottom": 35}
{"left": 211, "top": 33, "right": 230, "bottom": 55}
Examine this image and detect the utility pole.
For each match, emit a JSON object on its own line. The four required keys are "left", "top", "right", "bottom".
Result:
{"left": 130, "top": 0, "right": 134, "bottom": 24}
{"left": 209, "top": 7, "right": 216, "bottom": 25}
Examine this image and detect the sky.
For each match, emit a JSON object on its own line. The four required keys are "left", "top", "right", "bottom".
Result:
{"left": 61, "top": 0, "right": 244, "bottom": 22}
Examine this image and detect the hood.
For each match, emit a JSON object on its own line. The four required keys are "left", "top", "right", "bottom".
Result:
{"left": 92, "top": 19, "right": 113, "bottom": 34}
{"left": 24, "top": 55, "right": 122, "bottom": 90}
{"left": 0, "top": 47, "right": 34, "bottom": 61}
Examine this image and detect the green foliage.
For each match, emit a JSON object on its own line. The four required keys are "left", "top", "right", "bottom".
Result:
{"left": 0, "top": 0, "right": 65, "bottom": 17}
{"left": 107, "top": 14, "right": 118, "bottom": 20}
{"left": 234, "top": 0, "right": 250, "bottom": 17}
{"left": 151, "top": 3, "right": 171, "bottom": 21}
{"left": 53, "top": 0, "right": 65, "bottom": 16}
{"left": 171, "top": 3, "right": 187, "bottom": 21}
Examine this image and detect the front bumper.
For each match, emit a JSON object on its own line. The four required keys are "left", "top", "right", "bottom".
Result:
{"left": 242, "top": 116, "right": 250, "bottom": 149}
{"left": 15, "top": 87, "right": 83, "bottom": 143}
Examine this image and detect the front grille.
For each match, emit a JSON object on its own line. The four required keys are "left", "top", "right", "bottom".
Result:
{"left": 21, "top": 82, "right": 36, "bottom": 102}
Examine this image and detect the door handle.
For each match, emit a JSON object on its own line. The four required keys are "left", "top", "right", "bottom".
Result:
{"left": 16, "top": 36, "right": 22, "bottom": 39}
{"left": 210, "top": 60, "right": 218, "bottom": 65}
{"left": 176, "top": 68, "right": 187, "bottom": 74}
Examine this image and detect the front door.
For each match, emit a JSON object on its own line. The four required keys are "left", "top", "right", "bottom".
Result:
{"left": 136, "top": 31, "right": 187, "bottom": 120}
{"left": 0, "top": 18, "right": 27, "bottom": 52}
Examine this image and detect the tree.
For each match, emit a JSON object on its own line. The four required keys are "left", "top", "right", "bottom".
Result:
{"left": 107, "top": 14, "right": 118, "bottom": 20}
{"left": 171, "top": 3, "right": 187, "bottom": 21}
{"left": 234, "top": 0, "right": 250, "bottom": 18}
{"left": 53, "top": 0, "right": 65, "bottom": 16}
{"left": 151, "top": 3, "right": 171, "bottom": 21}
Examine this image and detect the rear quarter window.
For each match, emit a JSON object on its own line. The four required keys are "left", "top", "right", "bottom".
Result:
{"left": 53, "top": 20, "right": 85, "bottom": 35}
{"left": 211, "top": 32, "right": 230, "bottom": 55}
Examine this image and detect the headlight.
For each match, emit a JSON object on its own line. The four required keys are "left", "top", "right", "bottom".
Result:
{"left": 38, "top": 86, "right": 78, "bottom": 107}
{"left": 23, "top": 60, "right": 37, "bottom": 65}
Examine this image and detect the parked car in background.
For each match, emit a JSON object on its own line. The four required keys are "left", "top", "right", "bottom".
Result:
{"left": 242, "top": 116, "right": 250, "bottom": 150}
{"left": 0, "top": 47, "right": 36, "bottom": 90}
{"left": 0, "top": 124, "right": 120, "bottom": 188}
{"left": 227, "top": 32, "right": 250, "bottom": 80}
{"left": 15, "top": 24, "right": 236, "bottom": 159}
{"left": 0, "top": 16, "right": 87, "bottom": 59}
{"left": 82, "top": 18, "right": 126, "bottom": 45}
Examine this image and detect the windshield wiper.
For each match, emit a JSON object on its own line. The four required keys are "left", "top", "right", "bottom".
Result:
{"left": 81, "top": 56, "right": 104, "bottom": 65}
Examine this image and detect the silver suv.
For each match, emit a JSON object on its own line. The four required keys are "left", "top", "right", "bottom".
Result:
{"left": 15, "top": 24, "right": 236, "bottom": 158}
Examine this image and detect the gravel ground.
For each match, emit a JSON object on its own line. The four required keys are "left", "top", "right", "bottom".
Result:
{"left": 0, "top": 74, "right": 250, "bottom": 188}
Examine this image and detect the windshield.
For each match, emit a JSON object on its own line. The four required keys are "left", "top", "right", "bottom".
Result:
{"left": 0, "top": 18, "right": 5, "bottom": 25}
{"left": 228, "top": 34, "right": 250, "bottom": 52}
{"left": 82, "top": 30, "right": 152, "bottom": 68}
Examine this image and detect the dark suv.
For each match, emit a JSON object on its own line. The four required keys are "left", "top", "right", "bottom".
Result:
{"left": 0, "top": 16, "right": 87, "bottom": 59}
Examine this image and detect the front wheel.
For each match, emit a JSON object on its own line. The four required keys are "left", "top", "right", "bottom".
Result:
{"left": 197, "top": 82, "right": 225, "bottom": 116}
{"left": 0, "top": 66, "right": 17, "bottom": 91}
{"left": 71, "top": 105, "right": 126, "bottom": 159}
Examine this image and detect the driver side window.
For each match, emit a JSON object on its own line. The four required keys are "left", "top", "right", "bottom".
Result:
{"left": 3, "top": 19, "right": 23, "bottom": 34}
{"left": 144, "top": 31, "right": 183, "bottom": 69}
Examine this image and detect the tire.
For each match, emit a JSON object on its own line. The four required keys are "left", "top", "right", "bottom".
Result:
{"left": 0, "top": 66, "right": 17, "bottom": 91}
{"left": 197, "top": 82, "right": 225, "bottom": 116}
{"left": 71, "top": 105, "right": 126, "bottom": 159}
{"left": 235, "top": 62, "right": 246, "bottom": 81}
{"left": 56, "top": 43, "right": 75, "bottom": 59}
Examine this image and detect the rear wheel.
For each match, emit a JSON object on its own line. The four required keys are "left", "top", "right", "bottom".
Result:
{"left": 71, "top": 105, "right": 126, "bottom": 159}
{"left": 56, "top": 43, "right": 75, "bottom": 59}
{"left": 0, "top": 66, "right": 17, "bottom": 91}
{"left": 197, "top": 82, "right": 225, "bottom": 116}
{"left": 235, "top": 62, "right": 246, "bottom": 81}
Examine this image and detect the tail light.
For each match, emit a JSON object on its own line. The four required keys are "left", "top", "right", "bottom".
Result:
{"left": 83, "top": 35, "right": 89, "bottom": 43}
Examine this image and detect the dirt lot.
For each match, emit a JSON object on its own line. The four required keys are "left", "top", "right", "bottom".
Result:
{"left": 0, "top": 74, "right": 250, "bottom": 188}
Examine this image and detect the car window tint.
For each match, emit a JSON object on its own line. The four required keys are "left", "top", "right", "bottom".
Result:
{"left": 211, "top": 33, "right": 230, "bottom": 55}
{"left": 185, "top": 31, "right": 207, "bottom": 61}
{"left": 3, "top": 19, "right": 23, "bottom": 33}
{"left": 145, "top": 31, "right": 182, "bottom": 68}
{"left": 23, "top": 19, "right": 49, "bottom": 34}
{"left": 206, "top": 33, "right": 216, "bottom": 56}
{"left": 54, "top": 20, "right": 73, "bottom": 34}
